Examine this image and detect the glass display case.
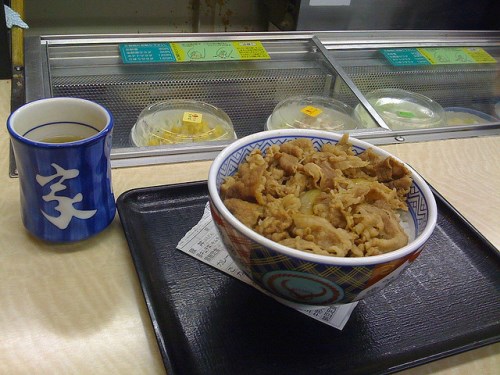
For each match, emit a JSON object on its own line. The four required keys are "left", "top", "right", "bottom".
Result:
{"left": 13, "top": 30, "right": 500, "bottom": 175}
{"left": 327, "top": 37, "right": 500, "bottom": 143}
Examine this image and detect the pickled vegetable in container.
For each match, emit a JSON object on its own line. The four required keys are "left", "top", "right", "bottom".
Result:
{"left": 354, "top": 88, "right": 445, "bottom": 130}
{"left": 131, "top": 100, "right": 236, "bottom": 146}
{"left": 267, "top": 96, "right": 360, "bottom": 131}
{"left": 444, "top": 107, "right": 498, "bottom": 126}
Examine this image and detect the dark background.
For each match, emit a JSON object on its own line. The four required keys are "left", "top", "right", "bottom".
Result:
{"left": 2, "top": 0, "right": 499, "bottom": 79}
{"left": 267, "top": 0, "right": 500, "bottom": 31}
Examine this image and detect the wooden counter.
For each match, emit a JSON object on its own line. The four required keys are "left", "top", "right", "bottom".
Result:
{"left": 0, "top": 79, "right": 498, "bottom": 374}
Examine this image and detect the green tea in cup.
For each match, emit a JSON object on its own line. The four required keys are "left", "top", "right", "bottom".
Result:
{"left": 40, "top": 135, "right": 87, "bottom": 143}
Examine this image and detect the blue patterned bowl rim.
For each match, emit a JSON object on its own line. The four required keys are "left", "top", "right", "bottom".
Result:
{"left": 208, "top": 129, "right": 438, "bottom": 266}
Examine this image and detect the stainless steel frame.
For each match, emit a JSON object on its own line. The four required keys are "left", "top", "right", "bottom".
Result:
{"left": 16, "top": 30, "right": 500, "bottom": 175}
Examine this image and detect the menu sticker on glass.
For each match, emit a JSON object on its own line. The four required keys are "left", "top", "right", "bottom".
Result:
{"left": 183, "top": 112, "right": 203, "bottom": 124}
{"left": 232, "top": 41, "right": 270, "bottom": 60}
{"left": 380, "top": 48, "right": 431, "bottom": 66}
{"left": 381, "top": 47, "right": 496, "bottom": 66}
{"left": 417, "top": 47, "right": 497, "bottom": 64}
{"left": 459, "top": 47, "right": 496, "bottom": 64}
{"left": 397, "top": 111, "right": 416, "bottom": 119}
{"left": 301, "top": 106, "right": 323, "bottom": 117}
{"left": 171, "top": 41, "right": 270, "bottom": 62}
{"left": 119, "top": 43, "right": 176, "bottom": 63}
{"left": 121, "top": 41, "right": 270, "bottom": 64}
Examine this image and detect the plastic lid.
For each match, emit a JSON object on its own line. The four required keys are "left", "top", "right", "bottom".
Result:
{"left": 131, "top": 100, "right": 236, "bottom": 147}
{"left": 444, "top": 107, "right": 498, "bottom": 126}
{"left": 267, "top": 96, "right": 360, "bottom": 131}
{"left": 354, "top": 89, "right": 445, "bottom": 130}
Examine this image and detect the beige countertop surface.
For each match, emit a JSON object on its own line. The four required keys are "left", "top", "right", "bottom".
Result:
{"left": 0, "top": 78, "right": 498, "bottom": 374}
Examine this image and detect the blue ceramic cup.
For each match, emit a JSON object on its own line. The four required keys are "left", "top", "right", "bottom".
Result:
{"left": 7, "top": 97, "right": 116, "bottom": 242}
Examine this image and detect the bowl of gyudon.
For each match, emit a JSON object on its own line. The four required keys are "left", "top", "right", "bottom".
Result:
{"left": 208, "top": 129, "right": 437, "bottom": 306}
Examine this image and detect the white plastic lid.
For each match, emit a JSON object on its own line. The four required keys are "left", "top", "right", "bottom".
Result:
{"left": 131, "top": 99, "right": 236, "bottom": 146}
{"left": 267, "top": 96, "right": 360, "bottom": 131}
{"left": 444, "top": 107, "right": 498, "bottom": 126}
{"left": 354, "top": 89, "right": 445, "bottom": 130}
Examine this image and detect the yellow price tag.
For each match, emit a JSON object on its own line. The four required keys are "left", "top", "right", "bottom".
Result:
{"left": 301, "top": 106, "right": 323, "bottom": 117}
{"left": 232, "top": 41, "right": 270, "bottom": 60}
{"left": 462, "top": 47, "right": 497, "bottom": 63}
{"left": 183, "top": 112, "right": 203, "bottom": 124}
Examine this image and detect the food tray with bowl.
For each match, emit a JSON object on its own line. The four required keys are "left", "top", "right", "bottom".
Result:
{"left": 117, "top": 152, "right": 500, "bottom": 374}
{"left": 207, "top": 130, "right": 436, "bottom": 306}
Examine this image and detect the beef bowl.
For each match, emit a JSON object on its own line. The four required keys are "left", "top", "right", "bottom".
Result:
{"left": 208, "top": 129, "right": 437, "bottom": 306}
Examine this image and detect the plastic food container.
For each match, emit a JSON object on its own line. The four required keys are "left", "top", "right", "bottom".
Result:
{"left": 131, "top": 100, "right": 236, "bottom": 147}
{"left": 444, "top": 107, "right": 498, "bottom": 126}
{"left": 266, "top": 96, "right": 360, "bottom": 131}
{"left": 354, "top": 89, "right": 446, "bottom": 130}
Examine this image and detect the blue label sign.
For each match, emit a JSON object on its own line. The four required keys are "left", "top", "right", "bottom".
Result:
{"left": 119, "top": 43, "right": 176, "bottom": 64}
{"left": 380, "top": 48, "right": 431, "bottom": 66}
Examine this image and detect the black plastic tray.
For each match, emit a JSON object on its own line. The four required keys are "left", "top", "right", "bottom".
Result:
{"left": 117, "top": 181, "right": 500, "bottom": 375}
